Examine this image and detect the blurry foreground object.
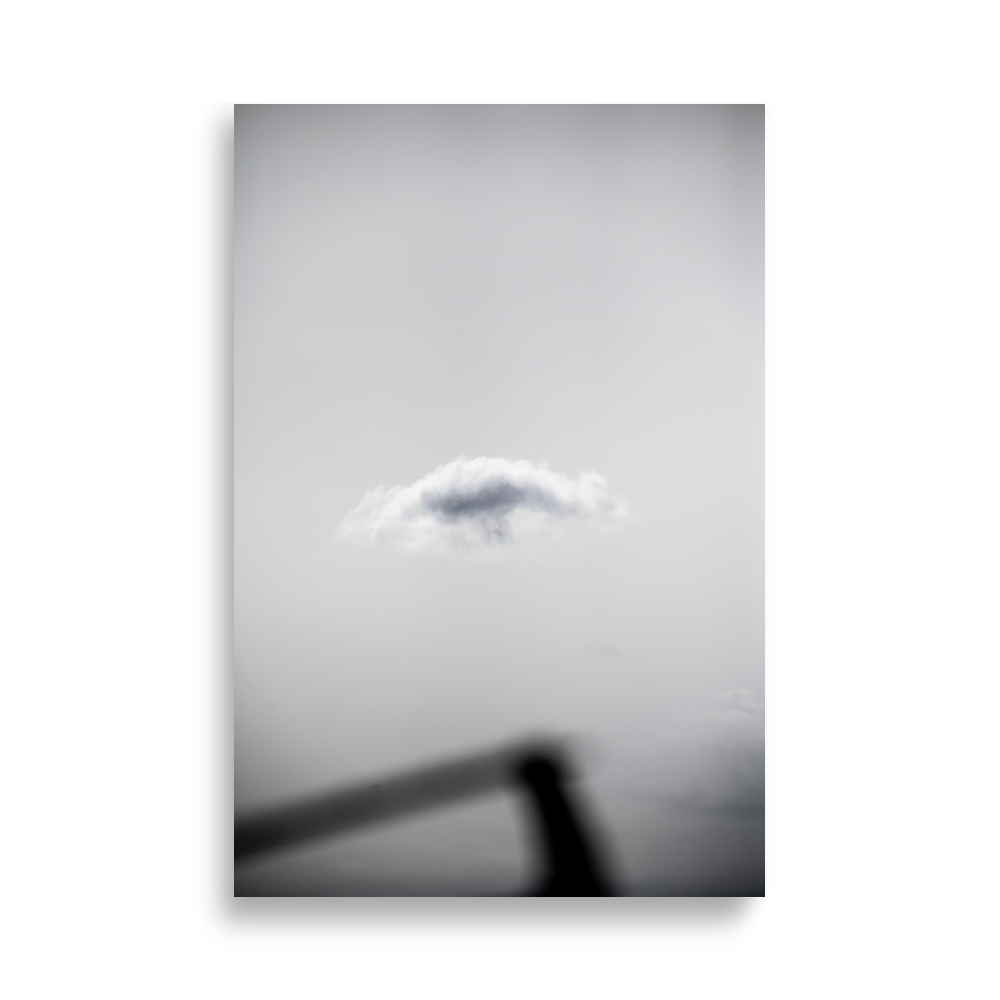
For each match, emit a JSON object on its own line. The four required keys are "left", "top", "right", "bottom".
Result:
{"left": 235, "top": 739, "right": 613, "bottom": 896}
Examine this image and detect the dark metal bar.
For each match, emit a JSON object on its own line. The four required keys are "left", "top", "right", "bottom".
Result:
{"left": 236, "top": 740, "right": 554, "bottom": 862}
{"left": 234, "top": 738, "right": 614, "bottom": 895}
{"left": 514, "top": 751, "right": 611, "bottom": 896}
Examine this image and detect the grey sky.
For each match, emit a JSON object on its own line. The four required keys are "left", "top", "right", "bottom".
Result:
{"left": 234, "top": 105, "right": 763, "bottom": 895}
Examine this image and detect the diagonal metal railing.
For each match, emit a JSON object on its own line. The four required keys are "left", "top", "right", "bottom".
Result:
{"left": 235, "top": 738, "right": 613, "bottom": 895}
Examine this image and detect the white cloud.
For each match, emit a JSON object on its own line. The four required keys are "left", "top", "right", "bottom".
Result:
{"left": 335, "top": 456, "right": 632, "bottom": 554}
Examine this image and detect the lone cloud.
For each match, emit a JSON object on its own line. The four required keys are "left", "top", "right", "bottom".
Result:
{"left": 335, "top": 456, "right": 632, "bottom": 554}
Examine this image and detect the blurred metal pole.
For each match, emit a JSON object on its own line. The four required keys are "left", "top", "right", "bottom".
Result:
{"left": 513, "top": 750, "right": 611, "bottom": 896}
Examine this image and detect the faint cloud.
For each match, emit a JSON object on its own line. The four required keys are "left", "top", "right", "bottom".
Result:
{"left": 626, "top": 689, "right": 764, "bottom": 820}
{"left": 706, "top": 688, "right": 764, "bottom": 732}
{"left": 335, "top": 455, "right": 632, "bottom": 555}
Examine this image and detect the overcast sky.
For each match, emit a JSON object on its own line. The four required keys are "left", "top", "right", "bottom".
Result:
{"left": 234, "top": 105, "right": 763, "bottom": 895}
